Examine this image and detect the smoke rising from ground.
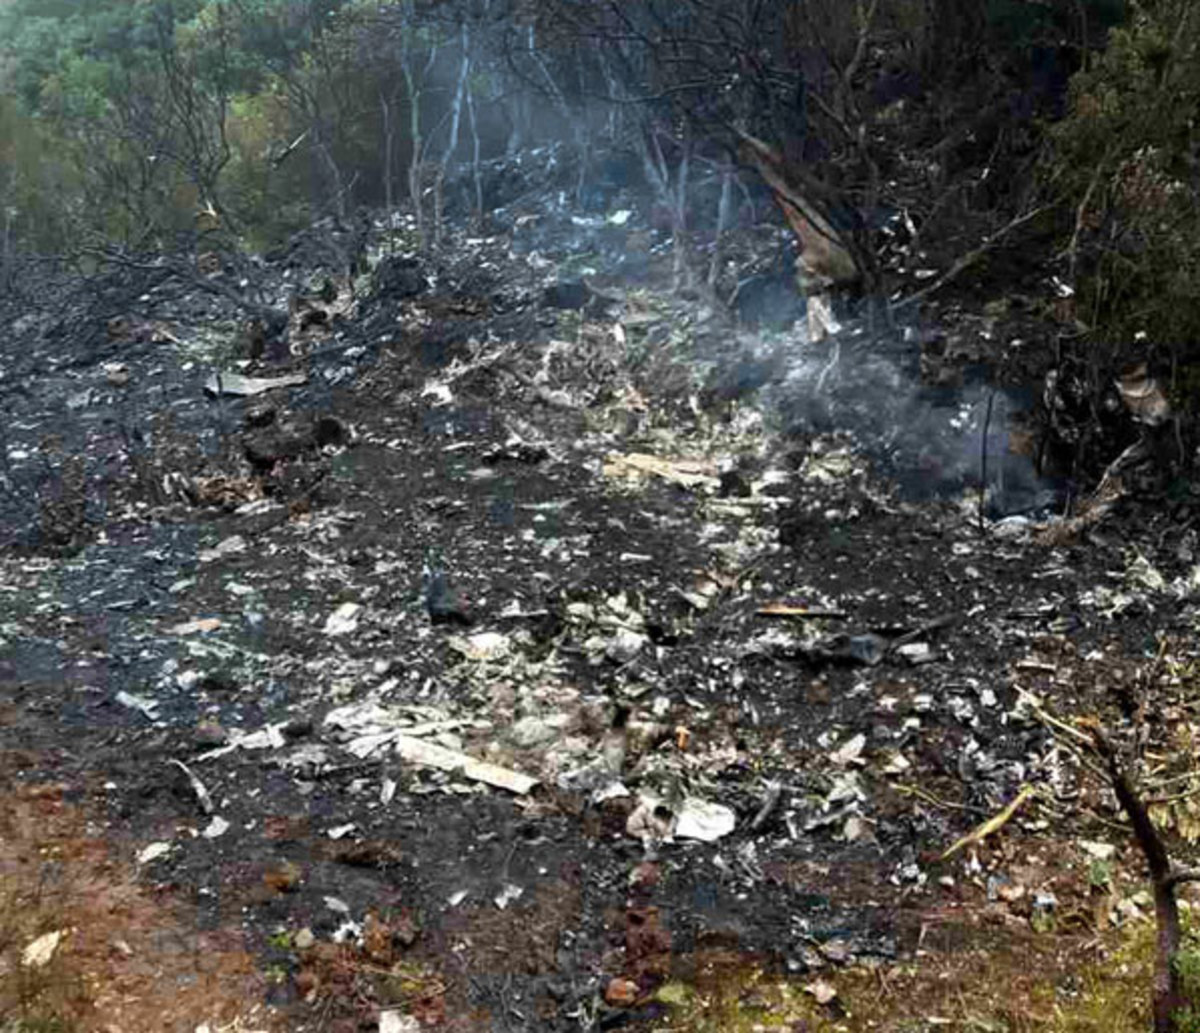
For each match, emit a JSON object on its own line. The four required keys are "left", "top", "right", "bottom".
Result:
{"left": 711, "top": 318, "right": 1056, "bottom": 515}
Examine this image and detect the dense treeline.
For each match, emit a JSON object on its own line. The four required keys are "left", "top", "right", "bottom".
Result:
{"left": 2, "top": 0, "right": 1200, "bottom": 459}
{"left": 0, "top": 0, "right": 1118, "bottom": 251}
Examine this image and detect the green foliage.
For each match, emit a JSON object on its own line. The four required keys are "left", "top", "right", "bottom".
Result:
{"left": 1045, "top": 0, "right": 1200, "bottom": 348}
{"left": 0, "top": 94, "right": 85, "bottom": 251}
{"left": 0, "top": 0, "right": 497, "bottom": 249}
{"left": 1088, "top": 858, "right": 1114, "bottom": 890}
{"left": 1174, "top": 939, "right": 1200, "bottom": 1031}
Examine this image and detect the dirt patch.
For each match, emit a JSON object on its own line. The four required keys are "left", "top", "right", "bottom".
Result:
{"left": 0, "top": 771, "right": 278, "bottom": 1031}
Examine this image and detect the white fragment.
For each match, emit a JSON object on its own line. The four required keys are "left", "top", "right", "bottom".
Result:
{"left": 380, "top": 777, "right": 397, "bottom": 805}
{"left": 394, "top": 735, "right": 538, "bottom": 794}
{"left": 21, "top": 930, "right": 65, "bottom": 968}
{"left": 116, "top": 690, "right": 159, "bottom": 719}
{"left": 829, "top": 733, "right": 867, "bottom": 767}
{"left": 202, "top": 816, "right": 230, "bottom": 839}
{"left": 137, "top": 841, "right": 173, "bottom": 865}
{"left": 447, "top": 631, "right": 511, "bottom": 661}
{"left": 380, "top": 1010, "right": 422, "bottom": 1033}
{"left": 323, "top": 602, "right": 362, "bottom": 636}
{"left": 804, "top": 978, "right": 838, "bottom": 1005}
{"left": 675, "top": 798, "right": 736, "bottom": 842}
{"left": 199, "top": 534, "right": 246, "bottom": 564}
{"left": 494, "top": 883, "right": 524, "bottom": 909}
{"left": 1079, "top": 839, "right": 1117, "bottom": 861}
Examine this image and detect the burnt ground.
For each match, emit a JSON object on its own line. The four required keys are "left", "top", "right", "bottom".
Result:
{"left": 3, "top": 193, "right": 1200, "bottom": 1031}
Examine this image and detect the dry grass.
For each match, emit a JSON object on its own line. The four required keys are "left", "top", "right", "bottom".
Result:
{"left": 640, "top": 912, "right": 1175, "bottom": 1032}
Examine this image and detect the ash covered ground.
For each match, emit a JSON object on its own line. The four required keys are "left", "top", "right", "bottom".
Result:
{"left": 2, "top": 151, "right": 1198, "bottom": 1031}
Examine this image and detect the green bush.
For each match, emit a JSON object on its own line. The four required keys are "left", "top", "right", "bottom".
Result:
{"left": 1046, "top": 0, "right": 1200, "bottom": 349}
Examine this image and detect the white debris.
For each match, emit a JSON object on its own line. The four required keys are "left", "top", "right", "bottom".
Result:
{"left": 204, "top": 370, "right": 308, "bottom": 396}
{"left": 447, "top": 631, "right": 511, "bottom": 661}
{"left": 606, "top": 627, "right": 648, "bottom": 664}
{"left": 380, "top": 1009, "right": 422, "bottom": 1033}
{"left": 199, "top": 534, "right": 246, "bottom": 563}
{"left": 675, "top": 798, "right": 736, "bottom": 842}
{"left": 896, "top": 642, "right": 937, "bottom": 664}
{"left": 804, "top": 978, "right": 838, "bottom": 1005}
{"left": 323, "top": 602, "right": 362, "bottom": 636}
{"left": 202, "top": 816, "right": 230, "bottom": 839}
{"left": 137, "top": 841, "right": 173, "bottom": 865}
{"left": 1079, "top": 839, "right": 1117, "bottom": 861}
{"left": 394, "top": 735, "right": 538, "bottom": 794}
{"left": 494, "top": 883, "right": 524, "bottom": 909}
{"left": 829, "top": 733, "right": 867, "bottom": 767}
{"left": 115, "top": 690, "right": 159, "bottom": 720}
{"left": 21, "top": 930, "right": 65, "bottom": 968}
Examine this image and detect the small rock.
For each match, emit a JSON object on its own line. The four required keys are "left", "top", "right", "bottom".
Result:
{"left": 282, "top": 718, "right": 315, "bottom": 741}
{"left": 821, "top": 939, "right": 852, "bottom": 964}
{"left": 842, "top": 815, "right": 872, "bottom": 842}
{"left": 293, "top": 927, "right": 316, "bottom": 950}
{"left": 997, "top": 882, "right": 1025, "bottom": 903}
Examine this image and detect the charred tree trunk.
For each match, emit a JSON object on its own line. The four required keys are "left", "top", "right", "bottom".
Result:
{"left": 737, "top": 132, "right": 860, "bottom": 342}
{"left": 1091, "top": 727, "right": 1200, "bottom": 1032}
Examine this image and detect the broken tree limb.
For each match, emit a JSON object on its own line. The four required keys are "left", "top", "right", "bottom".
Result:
{"left": 940, "top": 784, "right": 1034, "bottom": 860}
{"left": 81, "top": 245, "right": 289, "bottom": 346}
{"left": 891, "top": 205, "right": 1049, "bottom": 312}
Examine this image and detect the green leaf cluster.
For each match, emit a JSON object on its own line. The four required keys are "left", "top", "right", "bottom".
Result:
{"left": 1045, "top": 0, "right": 1200, "bottom": 348}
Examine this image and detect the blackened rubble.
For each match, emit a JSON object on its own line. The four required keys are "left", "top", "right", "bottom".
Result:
{"left": 2, "top": 188, "right": 1199, "bottom": 1030}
